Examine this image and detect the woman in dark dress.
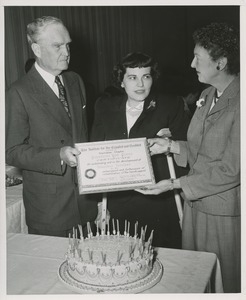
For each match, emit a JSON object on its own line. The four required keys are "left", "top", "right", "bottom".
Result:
{"left": 90, "top": 52, "right": 190, "bottom": 248}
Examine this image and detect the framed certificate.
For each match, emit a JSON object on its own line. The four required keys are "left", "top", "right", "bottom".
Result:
{"left": 75, "top": 138, "right": 155, "bottom": 194}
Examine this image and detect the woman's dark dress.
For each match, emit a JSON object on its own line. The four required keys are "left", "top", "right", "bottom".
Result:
{"left": 90, "top": 92, "right": 190, "bottom": 248}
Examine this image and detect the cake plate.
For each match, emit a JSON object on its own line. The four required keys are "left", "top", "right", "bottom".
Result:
{"left": 58, "top": 259, "right": 163, "bottom": 294}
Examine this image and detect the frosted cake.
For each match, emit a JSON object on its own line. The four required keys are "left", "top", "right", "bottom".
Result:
{"left": 58, "top": 221, "right": 163, "bottom": 293}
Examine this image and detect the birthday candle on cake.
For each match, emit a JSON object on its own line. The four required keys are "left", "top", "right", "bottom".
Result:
{"left": 117, "top": 219, "right": 120, "bottom": 236}
{"left": 78, "top": 224, "right": 84, "bottom": 241}
{"left": 124, "top": 220, "right": 127, "bottom": 236}
{"left": 112, "top": 218, "right": 116, "bottom": 235}
{"left": 87, "top": 222, "right": 89, "bottom": 238}
{"left": 140, "top": 227, "right": 143, "bottom": 241}
{"left": 90, "top": 222, "right": 93, "bottom": 238}
{"left": 68, "top": 233, "right": 72, "bottom": 250}
{"left": 134, "top": 221, "right": 138, "bottom": 239}
{"left": 148, "top": 230, "right": 154, "bottom": 247}
{"left": 144, "top": 225, "right": 147, "bottom": 241}
{"left": 73, "top": 227, "right": 76, "bottom": 246}
{"left": 96, "top": 220, "right": 99, "bottom": 236}
{"left": 140, "top": 243, "right": 144, "bottom": 258}
{"left": 87, "top": 222, "right": 93, "bottom": 238}
{"left": 127, "top": 221, "right": 130, "bottom": 237}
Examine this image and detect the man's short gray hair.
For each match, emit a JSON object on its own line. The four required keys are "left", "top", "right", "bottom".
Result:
{"left": 27, "top": 16, "right": 64, "bottom": 45}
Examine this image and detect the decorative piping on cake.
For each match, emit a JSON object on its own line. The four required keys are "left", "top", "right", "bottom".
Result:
{"left": 67, "top": 220, "right": 154, "bottom": 264}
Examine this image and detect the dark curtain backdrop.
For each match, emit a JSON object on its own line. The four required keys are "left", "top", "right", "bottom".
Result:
{"left": 4, "top": 6, "right": 239, "bottom": 127}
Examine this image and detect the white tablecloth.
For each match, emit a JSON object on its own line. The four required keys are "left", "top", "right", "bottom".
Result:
{"left": 6, "top": 233, "right": 224, "bottom": 294}
{"left": 6, "top": 185, "right": 28, "bottom": 234}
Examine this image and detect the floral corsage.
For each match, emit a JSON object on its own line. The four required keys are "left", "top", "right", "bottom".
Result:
{"left": 147, "top": 100, "right": 156, "bottom": 110}
{"left": 196, "top": 97, "right": 206, "bottom": 108}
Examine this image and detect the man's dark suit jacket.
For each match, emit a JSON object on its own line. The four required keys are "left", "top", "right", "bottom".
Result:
{"left": 6, "top": 65, "right": 97, "bottom": 231}
{"left": 90, "top": 92, "right": 190, "bottom": 248}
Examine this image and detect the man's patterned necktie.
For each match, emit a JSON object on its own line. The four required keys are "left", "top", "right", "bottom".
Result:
{"left": 55, "top": 76, "right": 71, "bottom": 118}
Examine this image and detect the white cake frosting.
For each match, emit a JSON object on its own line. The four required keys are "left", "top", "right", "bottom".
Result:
{"left": 65, "top": 222, "right": 155, "bottom": 288}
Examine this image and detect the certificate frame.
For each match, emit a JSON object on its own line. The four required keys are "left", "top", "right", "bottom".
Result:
{"left": 75, "top": 138, "right": 155, "bottom": 194}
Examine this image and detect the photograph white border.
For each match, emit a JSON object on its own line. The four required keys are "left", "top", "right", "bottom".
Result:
{"left": 1, "top": 1, "right": 245, "bottom": 300}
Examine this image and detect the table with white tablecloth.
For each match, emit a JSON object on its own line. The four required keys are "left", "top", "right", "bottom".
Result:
{"left": 6, "top": 233, "right": 224, "bottom": 294}
{"left": 6, "top": 184, "right": 28, "bottom": 234}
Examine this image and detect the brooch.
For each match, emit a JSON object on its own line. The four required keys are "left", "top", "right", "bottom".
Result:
{"left": 147, "top": 100, "right": 156, "bottom": 110}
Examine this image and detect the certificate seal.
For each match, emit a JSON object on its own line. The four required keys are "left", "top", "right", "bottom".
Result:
{"left": 85, "top": 169, "right": 96, "bottom": 179}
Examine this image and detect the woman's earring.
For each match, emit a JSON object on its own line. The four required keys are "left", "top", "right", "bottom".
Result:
{"left": 121, "top": 82, "right": 124, "bottom": 88}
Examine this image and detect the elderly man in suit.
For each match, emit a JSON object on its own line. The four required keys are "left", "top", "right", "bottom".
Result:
{"left": 6, "top": 16, "right": 97, "bottom": 237}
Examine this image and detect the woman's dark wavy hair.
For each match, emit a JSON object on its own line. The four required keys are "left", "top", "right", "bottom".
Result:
{"left": 112, "top": 52, "right": 160, "bottom": 87}
{"left": 193, "top": 22, "right": 240, "bottom": 75}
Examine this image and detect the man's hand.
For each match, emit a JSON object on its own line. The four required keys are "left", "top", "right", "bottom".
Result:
{"left": 60, "top": 146, "right": 80, "bottom": 167}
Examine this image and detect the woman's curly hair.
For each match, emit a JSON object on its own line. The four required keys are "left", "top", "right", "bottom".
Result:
{"left": 112, "top": 52, "right": 160, "bottom": 87}
{"left": 193, "top": 22, "right": 240, "bottom": 75}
